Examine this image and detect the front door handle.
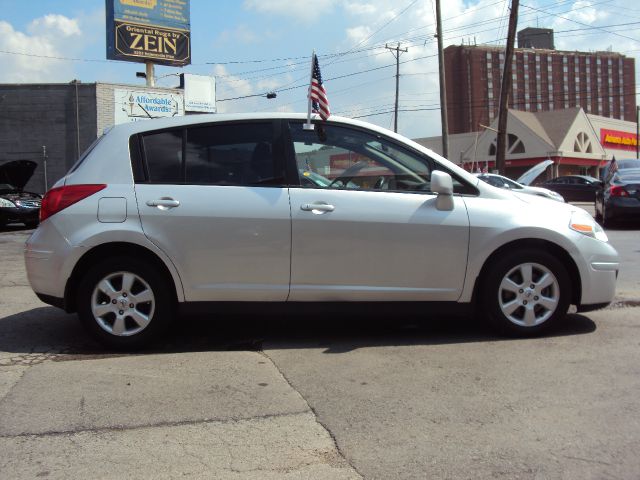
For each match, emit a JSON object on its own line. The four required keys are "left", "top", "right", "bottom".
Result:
{"left": 146, "top": 198, "right": 180, "bottom": 209}
{"left": 300, "top": 202, "right": 335, "bottom": 214}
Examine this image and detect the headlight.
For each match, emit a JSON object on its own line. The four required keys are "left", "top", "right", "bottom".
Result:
{"left": 0, "top": 198, "right": 16, "bottom": 208}
{"left": 569, "top": 211, "right": 608, "bottom": 242}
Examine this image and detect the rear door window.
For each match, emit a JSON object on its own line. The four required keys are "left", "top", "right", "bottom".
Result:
{"left": 140, "top": 122, "right": 281, "bottom": 186}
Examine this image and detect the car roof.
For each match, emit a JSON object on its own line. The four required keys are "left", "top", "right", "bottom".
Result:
{"left": 554, "top": 175, "right": 599, "bottom": 181}
{"left": 105, "top": 113, "right": 379, "bottom": 136}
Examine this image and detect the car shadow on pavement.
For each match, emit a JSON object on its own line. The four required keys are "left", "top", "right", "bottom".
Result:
{"left": 0, "top": 306, "right": 596, "bottom": 358}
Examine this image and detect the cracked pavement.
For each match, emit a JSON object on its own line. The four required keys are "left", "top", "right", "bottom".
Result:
{"left": 0, "top": 229, "right": 361, "bottom": 479}
{"left": 2, "top": 223, "right": 640, "bottom": 479}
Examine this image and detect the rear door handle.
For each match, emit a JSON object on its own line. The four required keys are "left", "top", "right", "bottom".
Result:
{"left": 300, "top": 202, "right": 335, "bottom": 213}
{"left": 146, "top": 198, "right": 180, "bottom": 209}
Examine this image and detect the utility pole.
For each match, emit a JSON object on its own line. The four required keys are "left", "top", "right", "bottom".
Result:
{"left": 385, "top": 43, "right": 408, "bottom": 133}
{"left": 145, "top": 61, "right": 155, "bottom": 87}
{"left": 496, "top": 0, "right": 519, "bottom": 175}
{"left": 435, "top": 0, "right": 449, "bottom": 159}
{"left": 636, "top": 105, "right": 640, "bottom": 158}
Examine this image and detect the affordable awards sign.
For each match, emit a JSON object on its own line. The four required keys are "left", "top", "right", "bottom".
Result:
{"left": 106, "top": 0, "right": 191, "bottom": 66}
{"left": 114, "top": 88, "right": 185, "bottom": 124}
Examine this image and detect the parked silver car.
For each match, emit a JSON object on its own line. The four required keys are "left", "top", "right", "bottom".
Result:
{"left": 25, "top": 114, "right": 619, "bottom": 348}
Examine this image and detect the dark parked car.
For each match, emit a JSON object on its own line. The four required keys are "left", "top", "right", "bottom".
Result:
{"left": 540, "top": 175, "right": 602, "bottom": 202}
{"left": 602, "top": 159, "right": 640, "bottom": 182}
{"left": 0, "top": 160, "right": 41, "bottom": 229}
{"left": 595, "top": 169, "right": 640, "bottom": 226}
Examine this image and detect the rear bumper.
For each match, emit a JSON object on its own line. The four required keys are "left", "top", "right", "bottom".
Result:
{"left": 24, "top": 220, "right": 84, "bottom": 300}
{"left": 606, "top": 197, "right": 640, "bottom": 220}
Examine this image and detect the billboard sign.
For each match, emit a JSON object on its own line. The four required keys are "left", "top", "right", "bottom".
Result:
{"left": 106, "top": 0, "right": 191, "bottom": 66}
{"left": 182, "top": 74, "right": 216, "bottom": 113}
{"left": 114, "top": 88, "right": 184, "bottom": 124}
{"left": 601, "top": 128, "right": 638, "bottom": 152}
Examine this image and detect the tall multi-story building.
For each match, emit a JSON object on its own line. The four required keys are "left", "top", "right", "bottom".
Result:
{"left": 444, "top": 40, "right": 636, "bottom": 134}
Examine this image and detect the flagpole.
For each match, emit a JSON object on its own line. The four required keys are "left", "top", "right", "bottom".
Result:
{"left": 304, "top": 50, "right": 315, "bottom": 131}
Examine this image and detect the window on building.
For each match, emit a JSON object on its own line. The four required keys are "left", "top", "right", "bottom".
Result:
{"left": 574, "top": 132, "right": 593, "bottom": 153}
{"left": 488, "top": 134, "right": 525, "bottom": 155}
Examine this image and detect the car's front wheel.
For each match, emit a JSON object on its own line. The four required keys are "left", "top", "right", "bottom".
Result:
{"left": 481, "top": 249, "right": 570, "bottom": 336}
{"left": 76, "top": 257, "right": 174, "bottom": 349}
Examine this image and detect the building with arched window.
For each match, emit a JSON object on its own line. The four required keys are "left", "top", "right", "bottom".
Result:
{"left": 415, "top": 107, "right": 638, "bottom": 181}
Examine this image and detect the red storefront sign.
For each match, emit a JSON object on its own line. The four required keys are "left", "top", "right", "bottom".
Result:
{"left": 601, "top": 128, "right": 638, "bottom": 151}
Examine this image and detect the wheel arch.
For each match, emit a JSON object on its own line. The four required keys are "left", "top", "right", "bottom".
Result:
{"left": 472, "top": 238, "right": 582, "bottom": 307}
{"left": 64, "top": 242, "right": 181, "bottom": 313}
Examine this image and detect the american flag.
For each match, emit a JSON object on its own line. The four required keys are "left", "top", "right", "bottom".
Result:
{"left": 605, "top": 156, "right": 618, "bottom": 183}
{"left": 310, "top": 54, "right": 330, "bottom": 120}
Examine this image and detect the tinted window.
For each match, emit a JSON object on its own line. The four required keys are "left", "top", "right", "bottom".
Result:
{"left": 142, "top": 130, "right": 183, "bottom": 183}
{"left": 185, "top": 123, "right": 280, "bottom": 186}
{"left": 140, "top": 123, "right": 281, "bottom": 186}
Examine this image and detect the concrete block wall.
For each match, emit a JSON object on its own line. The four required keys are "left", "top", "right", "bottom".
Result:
{"left": 0, "top": 83, "right": 97, "bottom": 194}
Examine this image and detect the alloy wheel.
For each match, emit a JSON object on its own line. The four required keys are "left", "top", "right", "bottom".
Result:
{"left": 497, "top": 262, "right": 560, "bottom": 327}
{"left": 90, "top": 271, "right": 155, "bottom": 336}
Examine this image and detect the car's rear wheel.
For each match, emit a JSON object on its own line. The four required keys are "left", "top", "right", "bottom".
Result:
{"left": 481, "top": 249, "right": 570, "bottom": 336}
{"left": 76, "top": 257, "right": 174, "bottom": 349}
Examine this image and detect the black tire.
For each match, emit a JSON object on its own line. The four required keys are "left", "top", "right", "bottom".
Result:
{"left": 25, "top": 220, "right": 39, "bottom": 229}
{"left": 76, "top": 256, "right": 175, "bottom": 349}
{"left": 481, "top": 249, "right": 571, "bottom": 337}
{"left": 601, "top": 203, "right": 613, "bottom": 228}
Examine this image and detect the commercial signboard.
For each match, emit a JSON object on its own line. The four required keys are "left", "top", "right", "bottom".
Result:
{"left": 106, "top": 0, "right": 191, "bottom": 66}
{"left": 601, "top": 128, "right": 638, "bottom": 152}
{"left": 182, "top": 74, "right": 216, "bottom": 113}
{"left": 114, "top": 88, "right": 184, "bottom": 124}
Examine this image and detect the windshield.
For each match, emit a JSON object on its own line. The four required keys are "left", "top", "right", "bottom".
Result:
{"left": 618, "top": 159, "right": 640, "bottom": 169}
{"left": 0, "top": 183, "right": 17, "bottom": 192}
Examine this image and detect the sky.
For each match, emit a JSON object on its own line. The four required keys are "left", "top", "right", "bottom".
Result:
{"left": 1, "top": 0, "right": 639, "bottom": 138}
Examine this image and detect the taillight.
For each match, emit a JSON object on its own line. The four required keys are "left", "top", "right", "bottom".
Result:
{"left": 609, "top": 185, "right": 629, "bottom": 197}
{"left": 40, "top": 184, "right": 106, "bottom": 222}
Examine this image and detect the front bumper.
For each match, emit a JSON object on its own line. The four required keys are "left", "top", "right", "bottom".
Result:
{"left": 0, "top": 206, "right": 39, "bottom": 224}
{"left": 575, "top": 239, "right": 619, "bottom": 310}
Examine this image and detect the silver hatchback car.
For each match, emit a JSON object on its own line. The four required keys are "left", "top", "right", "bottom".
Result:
{"left": 25, "top": 114, "right": 619, "bottom": 348}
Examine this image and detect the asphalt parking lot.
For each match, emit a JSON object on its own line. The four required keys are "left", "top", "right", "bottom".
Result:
{"left": 1, "top": 211, "right": 640, "bottom": 479}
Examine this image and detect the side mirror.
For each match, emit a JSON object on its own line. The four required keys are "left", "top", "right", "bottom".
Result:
{"left": 431, "top": 170, "right": 454, "bottom": 211}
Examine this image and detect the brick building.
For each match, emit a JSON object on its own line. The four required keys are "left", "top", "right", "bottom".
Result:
{"left": 0, "top": 82, "right": 184, "bottom": 194}
{"left": 444, "top": 42, "right": 637, "bottom": 134}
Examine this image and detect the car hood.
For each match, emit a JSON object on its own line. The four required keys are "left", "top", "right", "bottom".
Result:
{"left": 0, "top": 160, "right": 37, "bottom": 190}
{"left": 516, "top": 159, "right": 554, "bottom": 186}
{"left": 510, "top": 190, "right": 574, "bottom": 210}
